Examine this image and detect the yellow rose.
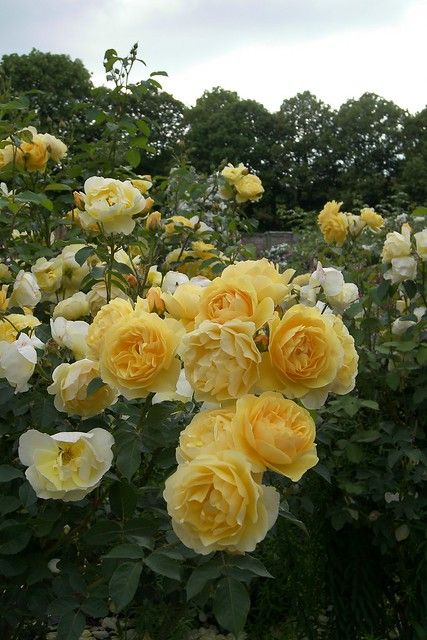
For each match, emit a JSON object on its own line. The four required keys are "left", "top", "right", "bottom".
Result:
{"left": 234, "top": 174, "right": 264, "bottom": 203}
{"left": 16, "top": 133, "right": 49, "bottom": 172}
{"left": 381, "top": 226, "right": 411, "bottom": 263}
{"left": 53, "top": 292, "right": 89, "bottom": 320}
{"left": 318, "top": 201, "right": 348, "bottom": 246}
{"left": 31, "top": 257, "right": 63, "bottom": 293}
{"left": 232, "top": 392, "right": 318, "bottom": 481}
{"left": 414, "top": 229, "right": 427, "bottom": 261}
{"left": 221, "top": 162, "right": 248, "bottom": 184}
{"left": 360, "top": 207, "right": 384, "bottom": 233}
{"left": 0, "top": 313, "right": 40, "bottom": 343}
{"left": 78, "top": 177, "right": 146, "bottom": 235}
{"left": 131, "top": 175, "right": 152, "bottom": 193}
{"left": 48, "top": 359, "right": 118, "bottom": 417}
{"left": 164, "top": 215, "right": 195, "bottom": 236}
{"left": 18, "top": 428, "right": 114, "bottom": 501}
{"left": 163, "top": 450, "right": 279, "bottom": 554}
{"left": 99, "top": 311, "right": 183, "bottom": 399}
{"left": 260, "top": 305, "right": 357, "bottom": 408}
{"left": 145, "top": 286, "right": 166, "bottom": 314}
{"left": 195, "top": 275, "right": 274, "bottom": 329}
{"left": 0, "top": 144, "right": 14, "bottom": 169}
{"left": 221, "top": 259, "right": 295, "bottom": 305}
{"left": 345, "top": 214, "right": 365, "bottom": 237}
{"left": 86, "top": 297, "right": 134, "bottom": 359}
{"left": 61, "top": 244, "right": 91, "bottom": 292}
{"left": 42, "top": 133, "right": 67, "bottom": 162}
{"left": 176, "top": 408, "right": 235, "bottom": 463}
{"left": 162, "top": 282, "right": 202, "bottom": 329}
{"left": 86, "top": 281, "right": 130, "bottom": 317}
{"left": 0, "top": 285, "right": 9, "bottom": 312}
{"left": 329, "top": 314, "right": 359, "bottom": 396}
{"left": 145, "top": 210, "right": 162, "bottom": 230}
{"left": 181, "top": 319, "right": 261, "bottom": 401}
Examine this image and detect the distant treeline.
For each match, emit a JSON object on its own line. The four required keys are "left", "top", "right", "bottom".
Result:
{"left": 1, "top": 49, "right": 426, "bottom": 228}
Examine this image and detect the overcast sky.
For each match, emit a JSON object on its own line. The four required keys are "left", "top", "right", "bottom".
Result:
{"left": 0, "top": 0, "right": 425, "bottom": 113}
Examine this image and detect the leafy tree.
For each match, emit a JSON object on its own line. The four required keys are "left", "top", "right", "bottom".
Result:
{"left": 400, "top": 107, "right": 427, "bottom": 204}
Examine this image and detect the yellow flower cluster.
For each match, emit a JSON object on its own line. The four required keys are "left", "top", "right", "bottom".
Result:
{"left": 0, "top": 126, "right": 67, "bottom": 172}
{"left": 221, "top": 163, "right": 264, "bottom": 203}
{"left": 317, "top": 201, "right": 384, "bottom": 245}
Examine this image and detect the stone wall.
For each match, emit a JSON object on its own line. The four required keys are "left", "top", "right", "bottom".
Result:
{"left": 241, "top": 231, "right": 296, "bottom": 255}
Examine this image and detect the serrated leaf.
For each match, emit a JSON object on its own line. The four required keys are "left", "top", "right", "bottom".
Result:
{"left": 44, "top": 183, "right": 72, "bottom": 192}
{"left": 109, "top": 561, "right": 142, "bottom": 612}
{"left": 233, "top": 555, "right": 273, "bottom": 578}
{"left": 213, "top": 577, "right": 250, "bottom": 637}
{"left": 127, "top": 148, "right": 140, "bottom": 168}
{"left": 145, "top": 551, "right": 182, "bottom": 580}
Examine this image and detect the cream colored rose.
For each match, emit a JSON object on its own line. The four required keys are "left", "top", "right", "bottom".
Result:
{"left": 221, "top": 259, "right": 295, "bottom": 305}
{"left": 360, "top": 208, "right": 384, "bottom": 233}
{"left": 86, "top": 297, "right": 133, "bottom": 359}
{"left": 78, "top": 177, "right": 146, "bottom": 235}
{"left": 0, "top": 285, "right": 9, "bottom": 312}
{"left": 162, "top": 283, "right": 203, "bottom": 329}
{"left": 318, "top": 201, "right": 348, "bottom": 246}
{"left": 50, "top": 318, "right": 89, "bottom": 360}
{"left": 327, "top": 282, "right": 359, "bottom": 314}
{"left": 11, "top": 271, "right": 41, "bottom": 308}
{"left": 0, "top": 313, "right": 40, "bottom": 343}
{"left": 0, "top": 263, "right": 13, "bottom": 283}
{"left": 384, "top": 256, "right": 417, "bottom": 283}
{"left": 99, "top": 311, "right": 183, "bottom": 399}
{"left": 232, "top": 392, "right": 318, "bottom": 480}
{"left": 16, "top": 132, "right": 49, "bottom": 172}
{"left": 48, "top": 359, "right": 117, "bottom": 417}
{"left": 42, "top": 133, "right": 67, "bottom": 161}
{"left": 86, "top": 281, "right": 130, "bottom": 317}
{"left": 260, "top": 305, "right": 358, "bottom": 408}
{"left": 309, "top": 262, "right": 344, "bottom": 297}
{"left": 0, "top": 333, "right": 43, "bottom": 393}
{"left": 53, "top": 292, "right": 89, "bottom": 320}
{"left": 31, "top": 257, "right": 63, "bottom": 293}
{"left": 176, "top": 408, "right": 235, "bottom": 463}
{"left": 221, "top": 162, "right": 248, "bottom": 184}
{"left": 161, "top": 271, "right": 190, "bottom": 294}
{"left": 381, "top": 226, "right": 411, "bottom": 263}
{"left": 345, "top": 214, "right": 365, "bottom": 237}
{"left": 18, "top": 428, "right": 114, "bottom": 501}
{"left": 195, "top": 275, "right": 275, "bottom": 330}
{"left": 234, "top": 174, "right": 264, "bottom": 203}
{"left": 181, "top": 319, "right": 261, "bottom": 402}
{"left": 61, "top": 244, "right": 91, "bottom": 292}
{"left": 131, "top": 175, "right": 152, "bottom": 193}
{"left": 164, "top": 450, "right": 279, "bottom": 554}
{"left": 414, "top": 229, "right": 427, "bottom": 261}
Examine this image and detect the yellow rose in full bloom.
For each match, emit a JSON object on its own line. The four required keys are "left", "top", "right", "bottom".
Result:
{"left": 53, "top": 292, "right": 90, "bottom": 320}
{"left": 221, "top": 259, "right": 295, "bottom": 305}
{"left": 18, "top": 428, "right": 114, "bottom": 501}
{"left": 360, "top": 207, "right": 384, "bottom": 233}
{"left": 176, "top": 408, "right": 235, "bottom": 463}
{"left": 78, "top": 177, "right": 146, "bottom": 235}
{"left": 195, "top": 275, "right": 275, "bottom": 329}
{"left": 48, "top": 359, "right": 118, "bottom": 417}
{"left": 86, "top": 297, "right": 134, "bottom": 359}
{"left": 318, "top": 201, "right": 348, "bottom": 246}
{"left": 16, "top": 132, "right": 49, "bottom": 172}
{"left": 181, "top": 319, "right": 261, "bottom": 401}
{"left": 260, "top": 305, "right": 357, "bottom": 408}
{"left": 0, "top": 313, "right": 40, "bottom": 343}
{"left": 234, "top": 174, "right": 264, "bottom": 203}
{"left": 232, "top": 392, "right": 318, "bottom": 481}
{"left": 31, "top": 257, "right": 63, "bottom": 293}
{"left": 381, "top": 225, "right": 412, "bottom": 263}
{"left": 162, "top": 283, "right": 202, "bottom": 329}
{"left": 221, "top": 162, "right": 248, "bottom": 184}
{"left": 99, "top": 311, "right": 183, "bottom": 399}
{"left": 42, "top": 133, "right": 67, "bottom": 162}
{"left": 163, "top": 450, "right": 279, "bottom": 554}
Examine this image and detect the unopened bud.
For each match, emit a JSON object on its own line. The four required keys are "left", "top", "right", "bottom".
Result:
{"left": 73, "top": 191, "right": 85, "bottom": 211}
{"left": 145, "top": 210, "right": 162, "bottom": 231}
{"left": 63, "top": 524, "right": 71, "bottom": 535}
{"left": 146, "top": 286, "right": 165, "bottom": 315}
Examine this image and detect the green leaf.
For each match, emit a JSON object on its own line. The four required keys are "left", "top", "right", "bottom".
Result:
{"left": 102, "top": 543, "right": 145, "bottom": 560}
{"left": 81, "top": 598, "right": 108, "bottom": 618}
{"left": 359, "top": 399, "right": 379, "bottom": 410}
{"left": 386, "top": 370, "right": 400, "bottom": 390}
{"left": 15, "top": 190, "right": 53, "bottom": 211}
{"left": 0, "top": 465, "right": 23, "bottom": 482}
{"left": 109, "top": 482, "right": 137, "bottom": 520}
{"left": 233, "top": 555, "right": 273, "bottom": 578}
{"left": 346, "top": 443, "right": 364, "bottom": 463}
{"left": 109, "top": 561, "right": 142, "bottom": 612}
{"left": 56, "top": 610, "right": 86, "bottom": 640}
{"left": 312, "top": 463, "right": 331, "bottom": 483}
{"left": 186, "top": 560, "right": 222, "bottom": 600}
{"left": 44, "top": 183, "right": 72, "bottom": 192}
{"left": 145, "top": 550, "right": 182, "bottom": 580}
{"left": 213, "top": 577, "right": 250, "bottom": 637}
{"left": 86, "top": 376, "right": 106, "bottom": 398}
{"left": 0, "top": 496, "right": 21, "bottom": 516}
{"left": 74, "top": 246, "right": 95, "bottom": 266}
{"left": 402, "top": 280, "right": 417, "bottom": 299}
{"left": 83, "top": 520, "right": 121, "bottom": 546}
{"left": 278, "top": 506, "right": 308, "bottom": 535}
{"left": 344, "top": 301, "right": 364, "bottom": 318}
{"left": 0, "top": 523, "right": 32, "bottom": 554}
{"left": 115, "top": 431, "right": 142, "bottom": 481}
{"left": 354, "top": 430, "right": 381, "bottom": 443}
{"left": 127, "top": 148, "right": 140, "bottom": 168}
{"left": 411, "top": 206, "right": 427, "bottom": 217}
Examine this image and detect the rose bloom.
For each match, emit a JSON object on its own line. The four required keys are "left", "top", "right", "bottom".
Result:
{"left": 0, "top": 285, "right": 8, "bottom": 312}
{"left": 48, "top": 359, "right": 118, "bottom": 417}
{"left": 384, "top": 256, "right": 417, "bottom": 284}
{"left": 0, "top": 313, "right": 40, "bottom": 343}
{"left": 163, "top": 450, "right": 279, "bottom": 555}
{"left": 181, "top": 319, "right": 261, "bottom": 402}
{"left": 18, "top": 428, "right": 114, "bottom": 501}
{"left": 0, "top": 263, "right": 12, "bottom": 283}
{"left": 195, "top": 275, "right": 275, "bottom": 330}
{"left": 53, "top": 292, "right": 90, "bottom": 320}
{"left": 78, "top": 177, "right": 146, "bottom": 235}
{"left": 31, "top": 257, "right": 63, "bottom": 294}
{"left": 176, "top": 408, "right": 235, "bottom": 463}
{"left": 164, "top": 215, "right": 195, "bottom": 236}
{"left": 232, "top": 392, "right": 318, "bottom": 481}
{"left": 145, "top": 210, "right": 162, "bottom": 230}
{"left": 234, "top": 174, "right": 264, "bottom": 203}
{"left": 99, "top": 311, "right": 183, "bottom": 399}
{"left": 345, "top": 214, "right": 365, "bottom": 238}
{"left": 0, "top": 333, "right": 43, "bottom": 393}
{"left": 42, "top": 133, "right": 67, "bottom": 162}
{"left": 162, "top": 282, "right": 202, "bottom": 329}
{"left": 414, "top": 229, "right": 427, "bottom": 261}
{"left": 360, "top": 207, "right": 384, "bottom": 233}
{"left": 86, "top": 281, "right": 130, "bottom": 317}
{"left": 260, "top": 305, "right": 358, "bottom": 409}
{"left": 318, "top": 201, "right": 348, "bottom": 246}
{"left": 327, "top": 282, "right": 359, "bottom": 314}
{"left": 50, "top": 317, "right": 90, "bottom": 360}
{"left": 86, "top": 297, "right": 133, "bottom": 359}
{"left": 16, "top": 131, "right": 49, "bottom": 172}
{"left": 11, "top": 270, "right": 41, "bottom": 308}
{"left": 221, "top": 259, "right": 295, "bottom": 306}
{"left": 381, "top": 224, "right": 411, "bottom": 263}
{"left": 221, "top": 162, "right": 248, "bottom": 184}
{"left": 61, "top": 244, "right": 91, "bottom": 292}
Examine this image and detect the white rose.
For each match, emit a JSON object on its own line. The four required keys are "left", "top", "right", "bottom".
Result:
{"left": 414, "top": 229, "right": 427, "bottom": 261}
{"left": 50, "top": 317, "right": 89, "bottom": 359}
{"left": 381, "top": 226, "right": 411, "bottom": 263}
{"left": 161, "top": 271, "right": 189, "bottom": 294}
{"left": 327, "top": 283, "right": 359, "bottom": 314}
{"left": 18, "top": 428, "right": 114, "bottom": 501}
{"left": 53, "top": 292, "right": 89, "bottom": 320}
{"left": 310, "top": 262, "right": 344, "bottom": 297}
{"left": 11, "top": 271, "right": 41, "bottom": 308}
{"left": 0, "top": 333, "right": 43, "bottom": 393}
{"left": 384, "top": 256, "right": 417, "bottom": 284}
{"left": 41, "top": 133, "right": 67, "bottom": 162}
{"left": 31, "top": 257, "right": 63, "bottom": 293}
